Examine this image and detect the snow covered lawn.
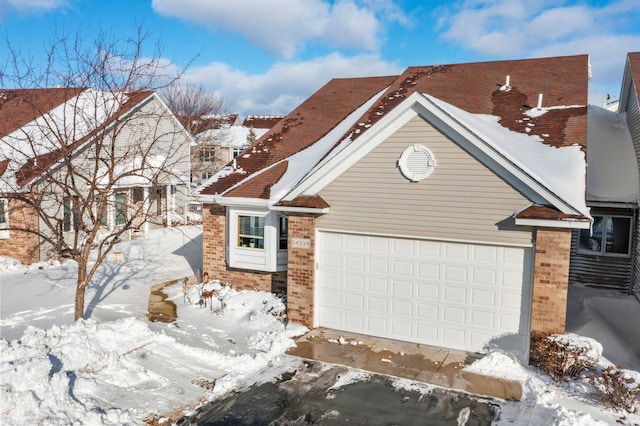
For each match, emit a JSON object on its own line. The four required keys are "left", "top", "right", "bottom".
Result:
{"left": 1, "top": 226, "right": 640, "bottom": 425}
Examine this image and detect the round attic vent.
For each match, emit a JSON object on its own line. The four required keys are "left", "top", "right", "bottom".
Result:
{"left": 398, "top": 144, "right": 436, "bottom": 182}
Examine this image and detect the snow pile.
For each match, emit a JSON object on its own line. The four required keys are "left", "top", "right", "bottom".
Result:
{"left": 1, "top": 284, "right": 304, "bottom": 425}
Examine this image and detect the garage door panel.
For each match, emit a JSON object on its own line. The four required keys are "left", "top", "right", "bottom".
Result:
{"left": 392, "top": 260, "right": 414, "bottom": 276}
{"left": 368, "top": 259, "right": 389, "bottom": 274}
{"left": 471, "top": 289, "right": 495, "bottom": 306}
{"left": 391, "top": 320, "right": 413, "bottom": 338}
{"left": 367, "top": 296, "right": 387, "bottom": 312}
{"left": 345, "top": 234, "right": 366, "bottom": 251}
{"left": 368, "top": 277, "right": 389, "bottom": 294}
{"left": 344, "top": 313, "right": 364, "bottom": 329}
{"left": 417, "top": 303, "right": 438, "bottom": 319}
{"left": 472, "top": 268, "right": 497, "bottom": 286}
{"left": 417, "top": 283, "right": 439, "bottom": 300}
{"left": 418, "top": 240, "right": 441, "bottom": 257}
{"left": 392, "top": 280, "right": 414, "bottom": 297}
{"left": 392, "top": 239, "right": 415, "bottom": 255}
{"left": 367, "top": 317, "right": 387, "bottom": 334}
{"left": 443, "top": 286, "right": 466, "bottom": 303}
{"left": 317, "top": 232, "right": 531, "bottom": 353}
{"left": 444, "top": 265, "right": 468, "bottom": 283}
{"left": 470, "top": 310, "right": 496, "bottom": 328}
{"left": 345, "top": 275, "right": 364, "bottom": 291}
{"left": 345, "top": 293, "right": 364, "bottom": 309}
{"left": 391, "top": 299, "right": 412, "bottom": 316}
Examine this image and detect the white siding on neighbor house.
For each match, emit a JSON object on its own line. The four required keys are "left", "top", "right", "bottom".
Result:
{"left": 626, "top": 83, "right": 640, "bottom": 298}
{"left": 35, "top": 96, "right": 192, "bottom": 260}
{"left": 317, "top": 115, "right": 533, "bottom": 247}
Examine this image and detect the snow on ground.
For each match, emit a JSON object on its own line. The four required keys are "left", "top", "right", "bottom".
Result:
{"left": 1, "top": 225, "right": 640, "bottom": 425}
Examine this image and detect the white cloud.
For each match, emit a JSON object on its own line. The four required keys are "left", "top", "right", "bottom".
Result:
{"left": 151, "top": 0, "right": 401, "bottom": 58}
{"left": 181, "top": 53, "right": 402, "bottom": 115}
{"left": 0, "top": 0, "right": 68, "bottom": 15}
{"left": 437, "top": 0, "right": 640, "bottom": 103}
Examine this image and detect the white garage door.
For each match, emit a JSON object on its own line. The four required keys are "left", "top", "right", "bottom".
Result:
{"left": 316, "top": 232, "right": 532, "bottom": 353}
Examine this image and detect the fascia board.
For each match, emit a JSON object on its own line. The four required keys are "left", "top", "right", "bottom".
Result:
{"left": 269, "top": 205, "right": 330, "bottom": 214}
{"left": 514, "top": 218, "right": 591, "bottom": 229}
{"left": 210, "top": 196, "right": 270, "bottom": 208}
{"left": 285, "top": 92, "right": 582, "bottom": 216}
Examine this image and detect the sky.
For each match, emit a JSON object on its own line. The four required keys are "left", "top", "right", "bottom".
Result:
{"left": 1, "top": 0, "right": 640, "bottom": 116}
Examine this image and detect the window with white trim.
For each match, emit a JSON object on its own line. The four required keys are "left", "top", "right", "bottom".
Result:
{"left": 278, "top": 215, "right": 288, "bottom": 250}
{"left": 579, "top": 215, "right": 632, "bottom": 256}
{"left": 199, "top": 146, "right": 216, "bottom": 163}
{"left": 63, "top": 196, "right": 79, "bottom": 232}
{"left": 238, "top": 215, "right": 264, "bottom": 249}
{"left": 0, "top": 198, "right": 9, "bottom": 238}
{"left": 115, "top": 192, "right": 127, "bottom": 226}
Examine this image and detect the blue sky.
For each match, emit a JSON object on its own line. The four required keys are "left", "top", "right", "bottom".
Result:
{"left": 2, "top": 0, "right": 639, "bottom": 116}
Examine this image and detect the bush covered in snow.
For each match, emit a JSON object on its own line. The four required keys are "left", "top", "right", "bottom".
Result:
{"left": 590, "top": 366, "right": 640, "bottom": 413}
{"left": 530, "top": 332, "right": 601, "bottom": 382}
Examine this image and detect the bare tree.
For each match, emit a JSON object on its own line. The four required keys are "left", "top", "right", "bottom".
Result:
{"left": 0, "top": 29, "right": 192, "bottom": 321}
{"left": 160, "top": 82, "right": 229, "bottom": 185}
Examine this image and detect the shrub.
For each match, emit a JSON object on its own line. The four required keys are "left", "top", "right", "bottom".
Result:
{"left": 530, "top": 332, "right": 600, "bottom": 382}
{"left": 590, "top": 366, "right": 640, "bottom": 413}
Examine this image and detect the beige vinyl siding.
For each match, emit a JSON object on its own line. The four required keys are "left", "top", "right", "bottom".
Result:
{"left": 318, "top": 115, "right": 533, "bottom": 246}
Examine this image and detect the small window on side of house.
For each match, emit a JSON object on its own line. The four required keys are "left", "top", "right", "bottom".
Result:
{"left": 238, "top": 215, "right": 264, "bottom": 249}
{"left": 278, "top": 216, "right": 288, "bottom": 250}
{"left": 0, "top": 199, "right": 8, "bottom": 239}
{"left": 115, "top": 192, "right": 127, "bottom": 226}
{"left": 579, "top": 215, "right": 632, "bottom": 256}
{"left": 0, "top": 199, "right": 7, "bottom": 227}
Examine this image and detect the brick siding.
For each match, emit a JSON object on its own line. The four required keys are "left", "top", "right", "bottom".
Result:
{"left": 286, "top": 214, "right": 317, "bottom": 328}
{"left": 0, "top": 199, "right": 40, "bottom": 264}
{"left": 530, "top": 228, "right": 573, "bottom": 334}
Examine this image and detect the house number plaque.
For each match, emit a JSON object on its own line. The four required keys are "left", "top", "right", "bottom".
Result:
{"left": 292, "top": 238, "right": 311, "bottom": 249}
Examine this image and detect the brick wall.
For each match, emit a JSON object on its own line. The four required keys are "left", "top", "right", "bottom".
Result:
{"left": 530, "top": 228, "right": 573, "bottom": 334}
{"left": 201, "top": 203, "right": 286, "bottom": 293}
{"left": 0, "top": 199, "right": 40, "bottom": 264}
{"left": 286, "top": 214, "right": 317, "bottom": 328}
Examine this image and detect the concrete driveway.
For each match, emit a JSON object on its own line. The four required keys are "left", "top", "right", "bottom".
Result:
{"left": 180, "top": 360, "right": 498, "bottom": 425}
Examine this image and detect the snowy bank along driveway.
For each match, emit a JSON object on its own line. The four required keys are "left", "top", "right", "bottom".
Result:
{"left": 1, "top": 226, "right": 640, "bottom": 425}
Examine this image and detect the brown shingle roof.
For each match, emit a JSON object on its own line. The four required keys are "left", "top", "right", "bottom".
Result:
{"left": 198, "top": 55, "right": 589, "bottom": 203}
{"left": 0, "top": 88, "right": 85, "bottom": 137}
{"left": 343, "top": 55, "right": 589, "bottom": 150}
{"left": 241, "top": 115, "right": 283, "bottom": 129}
{"left": 515, "top": 205, "right": 589, "bottom": 221}
{"left": 199, "top": 75, "right": 396, "bottom": 196}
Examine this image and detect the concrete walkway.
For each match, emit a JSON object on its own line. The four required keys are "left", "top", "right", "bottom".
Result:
{"left": 286, "top": 328, "right": 522, "bottom": 401}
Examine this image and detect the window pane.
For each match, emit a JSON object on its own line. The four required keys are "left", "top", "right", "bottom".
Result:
{"left": 579, "top": 216, "right": 603, "bottom": 252}
{"left": 115, "top": 192, "right": 127, "bottom": 226}
{"left": 279, "top": 216, "right": 288, "bottom": 250}
{"left": 238, "top": 215, "right": 264, "bottom": 249}
{"left": 605, "top": 217, "right": 631, "bottom": 254}
{"left": 63, "top": 197, "right": 71, "bottom": 232}
{"left": 0, "top": 199, "right": 5, "bottom": 225}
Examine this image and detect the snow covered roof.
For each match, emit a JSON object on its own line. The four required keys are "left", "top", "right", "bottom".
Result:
{"left": 586, "top": 105, "right": 638, "bottom": 204}
{"left": 196, "top": 55, "right": 590, "bottom": 217}
{"left": 196, "top": 125, "right": 270, "bottom": 149}
{"left": 0, "top": 88, "right": 154, "bottom": 191}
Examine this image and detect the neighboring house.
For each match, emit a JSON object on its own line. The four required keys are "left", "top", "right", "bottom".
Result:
{"left": 0, "top": 88, "right": 192, "bottom": 264}
{"left": 196, "top": 55, "right": 593, "bottom": 359}
{"left": 191, "top": 114, "right": 283, "bottom": 186}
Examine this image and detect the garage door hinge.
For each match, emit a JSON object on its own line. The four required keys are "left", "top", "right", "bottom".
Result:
{"left": 315, "top": 262, "right": 319, "bottom": 270}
